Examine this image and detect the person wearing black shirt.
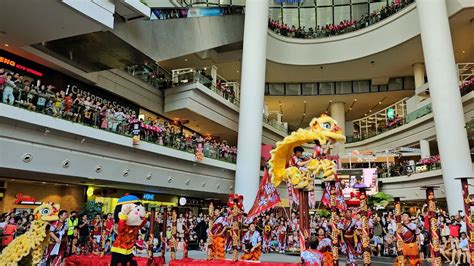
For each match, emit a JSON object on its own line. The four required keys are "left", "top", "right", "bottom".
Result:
{"left": 78, "top": 214, "right": 90, "bottom": 246}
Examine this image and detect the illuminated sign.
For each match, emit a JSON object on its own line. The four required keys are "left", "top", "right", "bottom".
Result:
{"left": 0, "top": 56, "right": 43, "bottom": 77}
{"left": 143, "top": 193, "right": 155, "bottom": 201}
{"left": 14, "top": 193, "right": 42, "bottom": 205}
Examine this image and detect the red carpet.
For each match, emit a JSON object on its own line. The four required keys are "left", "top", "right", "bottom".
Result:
{"left": 65, "top": 255, "right": 164, "bottom": 266}
{"left": 170, "top": 258, "right": 309, "bottom": 266}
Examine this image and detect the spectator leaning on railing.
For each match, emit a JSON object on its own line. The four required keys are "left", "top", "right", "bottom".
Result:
{"left": 0, "top": 68, "right": 237, "bottom": 163}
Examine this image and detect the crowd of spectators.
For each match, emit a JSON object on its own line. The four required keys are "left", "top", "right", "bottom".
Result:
{"left": 0, "top": 67, "right": 237, "bottom": 163}
{"left": 269, "top": 0, "right": 414, "bottom": 39}
{"left": 2, "top": 203, "right": 470, "bottom": 264}
{"left": 151, "top": 7, "right": 244, "bottom": 20}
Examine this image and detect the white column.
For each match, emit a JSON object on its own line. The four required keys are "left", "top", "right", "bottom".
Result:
{"left": 413, "top": 62, "right": 425, "bottom": 89}
{"left": 417, "top": 0, "right": 471, "bottom": 214}
{"left": 330, "top": 102, "right": 345, "bottom": 154}
{"left": 234, "top": 0, "right": 269, "bottom": 211}
{"left": 419, "top": 139, "right": 430, "bottom": 159}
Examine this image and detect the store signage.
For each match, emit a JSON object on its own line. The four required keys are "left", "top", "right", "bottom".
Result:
{"left": 14, "top": 193, "right": 42, "bottom": 205}
{"left": 0, "top": 49, "right": 139, "bottom": 116}
{"left": 143, "top": 193, "right": 155, "bottom": 201}
{"left": 0, "top": 56, "right": 44, "bottom": 77}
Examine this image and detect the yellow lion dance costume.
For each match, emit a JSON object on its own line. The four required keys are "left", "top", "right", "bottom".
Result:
{"left": 0, "top": 203, "right": 59, "bottom": 265}
{"left": 268, "top": 115, "right": 346, "bottom": 190}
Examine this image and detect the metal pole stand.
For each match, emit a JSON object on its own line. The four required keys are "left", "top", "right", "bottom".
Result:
{"left": 358, "top": 187, "right": 371, "bottom": 266}
{"left": 421, "top": 186, "right": 442, "bottom": 265}
{"left": 148, "top": 207, "right": 156, "bottom": 266}
{"left": 329, "top": 181, "right": 339, "bottom": 266}
{"left": 298, "top": 189, "right": 310, "bottom": 250}
{"left": 161, "top": 207, "right": 167, "bottom": 263}
{"left": 394, "top": 197, "right": 405, "bottom": 266}
{"left": 455, "top": 177, "right": 474, "bottom": 266}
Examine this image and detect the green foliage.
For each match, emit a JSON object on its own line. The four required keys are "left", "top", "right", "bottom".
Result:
{"left": 316, "top": 209, "right": 331, "bottom": 218}
{"left": 368, "top": 192, "right": 394, "bottom": 209}
{"left": 80, "top": 200, "right": 104, "bottom": 218}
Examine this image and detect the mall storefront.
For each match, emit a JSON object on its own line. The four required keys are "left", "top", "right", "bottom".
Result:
{"left": 0, "top": 180, "right": 85, "bottom": 214}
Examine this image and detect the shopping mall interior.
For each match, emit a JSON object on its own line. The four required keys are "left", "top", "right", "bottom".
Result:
{"left": 0, "top": 0, "right": 473, "bottom": 265}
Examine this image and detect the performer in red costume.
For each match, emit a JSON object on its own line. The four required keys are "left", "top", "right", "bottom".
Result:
{"left": 338, "top": 209, "right": 360, "bottom": 266}
{"left": 315, "top": 228, "right": 333, "bottom": 265}
{"left": 110, "top": 195, "right": 147, "bottom": 266}
{"left": 394, "top": 212, "right": 421, "bottom": 266}
{"left": 276, "top": 220, "right": 287, "bottom": 254}
{"left": 210, "top": 208, "right": 227, "bottom": 259}
{"left": 262, "top": 223, "right": 272, "bottom": 253}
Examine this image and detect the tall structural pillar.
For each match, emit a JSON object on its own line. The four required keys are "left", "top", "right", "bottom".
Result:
{"left": 417, "top": 0, "right": 471, "bottom": 214}
{"left": 413, "top": 62, "right": 425, "bottom": 89}
{"left": 420, "top": 139, "right": 431, "bottom": 159}
{"left": 234, "top": 0, "right": 269, "bottom": 211}
{"left": 330, "top": 102, "right": 346, "bottom": 154}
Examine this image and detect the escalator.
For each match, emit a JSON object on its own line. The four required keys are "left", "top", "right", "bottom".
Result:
{"left": 32, "top": 4, "right": 244, "bottom": 73}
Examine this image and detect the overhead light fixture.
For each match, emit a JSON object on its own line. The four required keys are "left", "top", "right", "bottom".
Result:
{"left": 329, "top": 100, "right": 333, "bottom": 103}
{"left": 4, "top": 44, "right": 8, "bottom": 47}
{"left": 378, "top": 102, "right": 382, "bottom": 104}
{"left": 303, "top": 113, "right": 306, "bottom": 116}
{"left": 462, "top": 50, "right": 466, "bottom": 54}
{"left": 236, "top": 70, "right": 240, "bottom": 73}
{"left": 184, "top": 58, "right": 188, "bottom": 62}
{"left": 354, "top": 99, "right": 358, "bottom": 102}
{"left": 349, "top": 108, "right": 352, "bottom": 111}
{"left": 303, "top": 101, "right": 307, "bottom": 103}
{"left": 369, "top": 110, "right": 372, "bottom": 113}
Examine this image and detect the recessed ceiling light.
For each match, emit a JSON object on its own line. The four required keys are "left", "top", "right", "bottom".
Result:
{"left": 369, "top": 110, "right": 372, "bottom": 113}
{"left": 354, "top": 99, "right": 357, "bottom": 102}
{"left": 378, "top": 102, "right": 382, "bottom": 104}
{"left": 364, "top": 114, "right": 367, "bottom": 116}
{"left": 329, "top": 100, "right": 333, "bottom": 103}
{"left": 303, "top": 101, "right": 307, "bottom": 103}
{"left": 4, "top": 44, "right": 8, "bottom": 47}
{"left": 462, "top": 50, "right": 466, "bottom": 54}
{"left": 303, "top": 113, "right": 306, "bottom": 116}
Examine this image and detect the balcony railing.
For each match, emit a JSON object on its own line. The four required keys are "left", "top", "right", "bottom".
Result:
{"left": 125, "top": 63, "right": 172, "bottom": 90}
{"left": 1, "top": 86, "right": 236, "bottom": 164}
{"left": 171, "top": 68, "right": 240, "bottom": 106}
{"left": 171, "top": 68, "right": 288, "bottom": 134}
{"left": 347, "top": 80, "right": 474, "bottom": 143}
{"left": 269, "top": 0, "right": 415, "bottom": 40}
{"left": 348, "top": 98, "right": 408, "bottom": 142}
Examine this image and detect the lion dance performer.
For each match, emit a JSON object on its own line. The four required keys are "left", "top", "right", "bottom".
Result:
{"left": 0, "top": 203, "right": 59, "bottom": 265}
{"left": 338, "top": 209, "right": 360, "bottom": 266}
{"left": 110, "top": 195, "right": 147, "bottom": 266}
{"left": 241, "top": 223, "right": 262, "bottom": 261}
{"left": 395, "top": 212, "right": 421, "bottom": 266}
{"left": 209, "top": 207, "right": 227, "bottom": 259}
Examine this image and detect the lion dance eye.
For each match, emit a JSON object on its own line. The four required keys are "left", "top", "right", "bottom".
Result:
{"left": 321, "top": 122, "right": 331, "bottom": 129}
{"left": 41, "top": 208, "right": 50, "bottom": 215}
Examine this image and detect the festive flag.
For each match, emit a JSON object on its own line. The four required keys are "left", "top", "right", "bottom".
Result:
{"left": 246, "top": 168, "right": 281, "bottom": 220}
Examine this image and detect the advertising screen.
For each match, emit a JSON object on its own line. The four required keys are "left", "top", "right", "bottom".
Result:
{"left": 338, "top": 168, "right": 378, "bottom": 198}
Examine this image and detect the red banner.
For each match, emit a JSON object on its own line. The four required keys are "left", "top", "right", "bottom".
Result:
{"left": 247, "top": 169, "right": 281, "bottom": 220}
